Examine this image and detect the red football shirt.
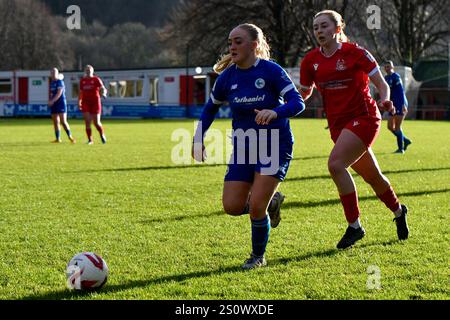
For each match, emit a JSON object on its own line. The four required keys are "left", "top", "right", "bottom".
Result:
{"left": 80, "top": 76, "right": 104, "bottom": 104}
{"left": 300, "top": 42, "right": 381, "bottom": 130}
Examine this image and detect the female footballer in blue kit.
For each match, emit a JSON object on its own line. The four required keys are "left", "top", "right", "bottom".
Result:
{"left": 192, "top": 23, "right": 305, "bottom": 269}
{"left": 49, "top": 68, "right": 76, "bottom": 144}
{"left": 384, "top": 61, "right": 411, "bottom": 153}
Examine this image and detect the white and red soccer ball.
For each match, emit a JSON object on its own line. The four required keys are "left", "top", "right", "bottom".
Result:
{"left": 66, "top": 252, "right": 109, "bottom": 290}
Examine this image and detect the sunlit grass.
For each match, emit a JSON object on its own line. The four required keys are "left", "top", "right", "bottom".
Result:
{"left": 0, "top": 118, "right": 448, "bottom": 300}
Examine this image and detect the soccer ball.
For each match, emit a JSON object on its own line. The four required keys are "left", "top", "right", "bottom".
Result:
{"left": 66, "top": 252, "right": 109, "bottom": 290}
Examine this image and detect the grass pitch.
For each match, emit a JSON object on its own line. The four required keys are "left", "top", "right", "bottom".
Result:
{"left": 0, "top": 118, "right": 448, "bottom": 300}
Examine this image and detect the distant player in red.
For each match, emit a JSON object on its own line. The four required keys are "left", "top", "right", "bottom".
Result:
{"left": 300, "top": 10, "right": 409, "bottom": 249}
{"left": 79, "top": 65, "right": 107, "bottom": 144}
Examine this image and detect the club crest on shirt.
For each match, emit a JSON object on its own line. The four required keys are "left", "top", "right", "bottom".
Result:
{"left": 336, "top": 59, "right": 346, "bottom": 71}
{"left": 255, "top": 78, "right": 265, "bottom": 89}
{"left": 313, "top": 64, "right": 319, "bottom": 71}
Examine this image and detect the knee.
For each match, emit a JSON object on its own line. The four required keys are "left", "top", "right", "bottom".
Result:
{"left": 328, "top": 158, "right": 345, "bottom": 177}
{"left": 248, "top": 199, "right": 268, "bottom": 216}
{"left": 387, "top": 123, "right": 394, "bottom": 131}
{"left": 222, "top": 200, "right": 247, "bottom": 216}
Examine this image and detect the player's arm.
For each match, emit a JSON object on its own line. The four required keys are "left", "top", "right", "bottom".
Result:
{"left": 299, "top": 84, "right": 314, "bottom": 101}
{"left": 97, "top": 77, "right": 108, "bottom": 98}
{"left": 78, "top": 89, "right": 83, "bottom": 109}
{"left": 256, "top": 87, "right": 305, "bottom": 125}
{"left": 395, "top": 74, "right": 408, "bottom": 112}
{"left": 255, "top": 90, "right": 305, "bottom": 125}
{"left": 99, "top": 79, "right": 107, "bottom": 98}
{"left": 192, "top": 71, "right": 228, "bottom": 161}
{"left": 370, "top": 69, "right": 394, "bottom": 114}
{"left": 192, "top": 97, "right": 222, "bottom": 162}
{"left": 299, "top": 55, "right": 315, "bottom": 101}
{"left": 100, "top": 87, "right": 107, "bottom": 98}
{"left": 255, "top": 66, "right": 305, "bottom": 125}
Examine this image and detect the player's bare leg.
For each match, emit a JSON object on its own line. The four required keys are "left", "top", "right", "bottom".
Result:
{"left": 395, "top": 111, "right": 411, "bottom": 152}
{"left": 351, "top": 149, "right": 409, "bottom": 240}
{"left": 51, "top": 114, "right": 62, "bottom": 143}
{"left": 60, "top": 113, "right": 76, "bottom": 143}
{"left": 83, "top": 112, "right": 93, "bottom": 144}
{"left": 93, "top": 113, "right": 106, "bottom": 144}
{"left": 222, "top": 181, "right": 252, "bottom": 216}
{"left": 351, "top": 149, "right": 390, "bottom": 194}
{"left": 387, "top": 115, "right": 403, "bottom": 153}
{"left": 223, "top": 180, "right": 283, "bottom": 228}
{"left": 328, "top": 129, "right": 367, "bottom": 249}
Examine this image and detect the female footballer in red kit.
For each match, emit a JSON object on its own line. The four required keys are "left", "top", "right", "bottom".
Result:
{"left": 78, "top": 65, "right": 107, "bottom": 145}
{"left": 299, "top": 10, "right": 410, "bottom": 249}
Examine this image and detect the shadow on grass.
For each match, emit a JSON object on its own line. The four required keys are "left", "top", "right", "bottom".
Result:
{"left": 85, "top": 165, "right": 450, "bottom": 182}
{"left": 285, "top": 166, "right": 450, "bottom": 183}
{"left": 139, "top": 188, "right": 450, "bottom": 225}
{"left": 20, "top": 239, "right": 398, "bottom": 300}
{"left": 283, "top": 188, "right": 450, "bottom": 210}
{"left": 81, "top": 155, "right": 331, "bottom": 173}
{"left": 0, "top": 142, "right": 59, "bottom": 148}
{"left": 139, "top": 210, "right": 224, "bottom": 224}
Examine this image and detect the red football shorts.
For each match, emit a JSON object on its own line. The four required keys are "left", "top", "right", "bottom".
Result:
{"left": 330, "top": 115, "right": 381, "bottom": 148}
{"left": 81, "top": 101, "right": 102, "bottom": 115}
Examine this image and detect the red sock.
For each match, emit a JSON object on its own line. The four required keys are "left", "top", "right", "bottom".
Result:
{"left": 339, "top": 191, "right": 360, "bottom": 224}
{"left": 377, "top": 186, "right": 401, "bottom": 212}
{"left": 86, "top": 128, "right": 92, "bottom": 141}
{"left": 94, "top": 124, "right": 104, "bottom": 136}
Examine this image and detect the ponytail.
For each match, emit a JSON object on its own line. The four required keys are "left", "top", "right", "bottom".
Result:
{"left": 338, "top": 29, "right": 348, "bottom": 43}
{"left": 214, "top": 53, "right": 233, "bottom": 74}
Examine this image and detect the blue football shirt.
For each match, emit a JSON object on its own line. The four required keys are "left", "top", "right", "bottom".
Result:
{"left": 50, "top": 79, "right": 67, "bottom": 109}
{"left": 385, "top": 72, "right": 408, "bottom": 108}
{"left": 197, "top": 58, "right": 304, "bottom": 145}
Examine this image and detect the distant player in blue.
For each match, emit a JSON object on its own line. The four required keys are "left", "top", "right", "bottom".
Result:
{"left": 192, "top": 24, "right": 305, "bottom": 270}
{"left": 384, "top": 61, "right": 411, "bottom": 153}
{"left": 49, "top": 68, "right": 76, "bottom": 144}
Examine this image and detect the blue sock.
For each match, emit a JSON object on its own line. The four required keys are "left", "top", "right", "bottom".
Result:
{"left": 55, "top": 130, "right": 61, "bottom": 140}
{"left": 394, "top": 130, "right": 404, "bottom": 150}
{"left": 65, "top": 128, "right": 72, "bottom": 138}
{"left": 403, "top": 134, "right": 410, "bottom": 144}
{"left": 251, "top": 215, "right": 270, "bottom": 257}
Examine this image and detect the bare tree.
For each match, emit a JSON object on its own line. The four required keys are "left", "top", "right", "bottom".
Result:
{"left": 0, "top": 0, "right": 74, "bottom": 70}
{"left": 162, "top": 0, "right": 448, "bottom": 68}
{"left": 162, "top": 0, "right": 358, "bottom": 67}
{"left": 347, "top": 0, "right": 449, "bottom": 66}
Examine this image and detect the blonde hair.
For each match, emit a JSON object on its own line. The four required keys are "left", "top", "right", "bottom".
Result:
{"left": 51, "top": 67, "right": 64, "bottom": 80}
{"left": 213, "top": 23, "right": 271, "bottom": 74}
{"left": 314, "top": 10, "right": 348, "bottom": 43}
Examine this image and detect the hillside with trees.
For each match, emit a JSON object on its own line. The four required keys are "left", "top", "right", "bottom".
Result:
{"left": 41, "top": 0, "right": 179, "bottom": 27}
{"left": 0, "top": 0, "right": 448, "bottom": 71}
